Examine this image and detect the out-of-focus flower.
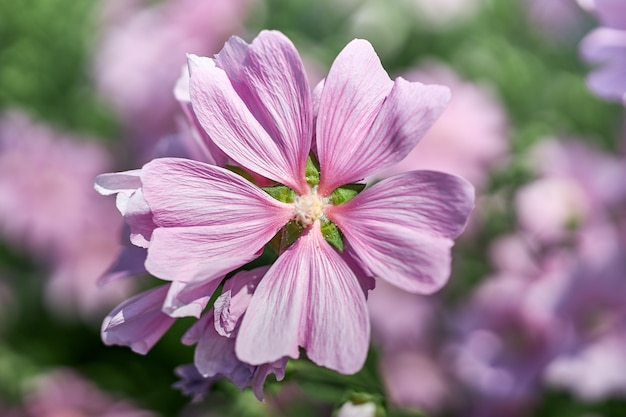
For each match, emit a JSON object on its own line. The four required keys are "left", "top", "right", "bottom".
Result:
{"left": 377, "top": 63, "right": 508, "bottom": 191}
{"left": 524, "top": 0, "right": 586, "bottom": 40}
{"left": 449, "top": 272, "right": 568, "bottom": 413}
{"left": 24, "top": 369, "right": 156, "bottom": 417}
{"left": 578, "top": 0, "right": 626, "bottom": 103}
{"left": 515, "top": 138, "right": 626, "bottom": 244}
{"left": 0, "top": 111, "right": 129, "bottom": 318}
{"left": 98, "top": 29, "right": 474, "bottom": 389}
{"left": 545, "top": 330, "right": 626, "bottom": 401}
{"left": 367, "top": 280, "right": 452, "bottom": 412}
{"left": 92, "top": 0, "right": 252, "bottom": 150}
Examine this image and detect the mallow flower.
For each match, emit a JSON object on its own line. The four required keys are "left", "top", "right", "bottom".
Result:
{"left": 100, "top": 30, "right": 474, "bottom": 376}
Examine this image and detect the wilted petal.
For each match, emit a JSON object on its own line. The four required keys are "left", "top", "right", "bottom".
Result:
{"left": 236, "top": 224, "right": 370, "bottom": 374}
{"left": 319, "top": 76, "right": 450, "bottom": 194}
{"left": 214, "top": 267, "right": 269, "bottom": 337}
{"left": 102, "top": 285, "right": 174, "bottom": 354}
{"left": 184, "top": 314, "right": 253, "bottom": 388}
{"left": 327, "top": 171, "right": 474, "bottom": 294}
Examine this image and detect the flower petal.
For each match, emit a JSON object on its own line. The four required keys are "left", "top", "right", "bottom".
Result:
{"left": 141, "top": 158, "right": 292, "bottom": 281}
{"left": 188, "top": 38, "right": 310, "bottom": 193}
{"left": 101, "top": 285, "right": 174, "bottom": 354}
{"left": 214, "top": 266, "right": 269, "bottom": 337}
{"left": 236, "top": 223, "right": 370, "bottom": 374}
{"left": 315, "top": 39, "right": 393, "bottom": 194}
{"left": 326, "top": 171, "right": 474, "bottom": 294}
{"left": 214, "top": 31, "right": 312, "bottom": 193}
{"left": 163, "top": 278, "right": 222, "bottom": 318}
{"left": 318, "top": 73, "right": 450, "bottom": 194}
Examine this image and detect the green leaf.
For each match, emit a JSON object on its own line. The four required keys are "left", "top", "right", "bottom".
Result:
{"left": 262, "top": 185, "right": 296, "bottom": 203}
{"left": 321, "top": 220, "right": 343, "bottom": 252}
{"left": 305, "top": 155, "right": 320, "bottom": 185}
{"left": 331, "top": 183, "right": 366, "bottom": 205}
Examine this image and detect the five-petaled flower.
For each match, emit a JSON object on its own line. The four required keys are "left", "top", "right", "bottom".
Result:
{"left": 99, "top": 30, "right": 474, "bottom": 376}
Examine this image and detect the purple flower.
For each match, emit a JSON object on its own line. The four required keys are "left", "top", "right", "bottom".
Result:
{"left": 0, "top": 111, "right": 132, "bottom": 318}
{"left": 579, "top": 0, "right": 626, "bottom": 103}
{"left": 100, "top": 30, "right": 474, "bottom": 376}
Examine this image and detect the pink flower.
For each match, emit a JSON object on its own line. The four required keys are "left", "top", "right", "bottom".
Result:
{"left": 25, "top": 369, "right": 156, "bottom": 417}
{"left": 136, "top": 32, "right": 473, "bottom": 373}
{"left": 129, "top": 30, "right": 474, "bottom": 375}
{"left": 579, "top": 0, "right": 626, "bottom": 103}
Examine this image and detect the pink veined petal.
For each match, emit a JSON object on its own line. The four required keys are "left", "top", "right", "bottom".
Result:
{"left": 326, "top": 170, "right": 474, "bottom": 294}
{"left": 214, "top": 266, "right": 269, "bottom": 338}
{"left": 318, "top": 76, "right": 450, "bottom": 195}
{"left": 188, "top": 51, "right": 308, "bottom": 194}
{"left": 163, "top": 278, "right": 222, "bottom": 318}
{"left": 236, "top": 223, "right": 370, "bottom": 375}
{"left": 146, "top": 228, "right": 265, "bottom": 282}
{"left": 315, "top": 39, "right": 393, "bottom": 194}
{"left": 101, "top": 285, "right": 175, "bottom": 354}
{"left": 174, "top": 64, "right": 230, "bottom": 167}
{"left": 141, "top": 158, "right": 292, "bottom": 281}
{"left": 214, "top": 31, "right": 312, "bottom": 194}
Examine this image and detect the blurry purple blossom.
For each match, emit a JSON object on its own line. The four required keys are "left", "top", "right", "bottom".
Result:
{"left": 24, "top": 369, "right": 156, "bottom": 417}
{"left": 579, "top": 0, "right": 626, "bottom": 103}
{"left": 0, "top": 111, "right": 131, "bottom": 318}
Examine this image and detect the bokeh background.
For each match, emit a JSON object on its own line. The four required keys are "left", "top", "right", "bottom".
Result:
{"left": 1, "top": 0, "right": 626, "bottom": 416}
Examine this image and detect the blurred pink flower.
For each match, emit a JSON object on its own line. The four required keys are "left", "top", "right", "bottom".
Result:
{"left": 545, "top": 330, "right": 626, "bottom": 401}
{"left": 0, "top": 111, "right": 130, "bottom": 318}
{"left": 515, "top": 138, "right": 626, "bottom": 244}
{"left": 377, "top": 63, "right": 508, "bottom": 190}
{"left": 367, "top": 280, "right": 452, "bottom": 412}
{"left": 579, "top": 0, "right": 626, "bottom": 103}
{"left": 25, "top": 369, "right": 156, "bottom": 417}
{"left": 92, "top": 0, "right": 252, "bottom": 149}
{"left": 524, "top": 0, "right": 586, "bottom": 40}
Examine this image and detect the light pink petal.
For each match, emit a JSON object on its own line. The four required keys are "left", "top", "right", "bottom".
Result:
{"left": 327, "top": 171, "right": 474, "bottom": 294}
{"left": 214, "top": 31, "right": 312, "bottom": 193}
{"left": 315, "top": 39, "right": 393, "bottom": 193}
{"left": 174, "top": 65, "right": 230, "bottom": 167}
{"left": 163, "top": 278, "right": 222, "bottom": 318}
{"left": 236, "top": 223, "right": 370, "bottom": 374}
{"left": 189, "top": 45, "right": 309, "bottom": 193}
{"left": 214, "top": 266, "right": 269, "bottom": 337}
{"left": 141, "top": 158, "right": 292, "bottom": 280}
{"left": 101, "top": 285, "right": 175, "bottom": 354}
{"left": 146, "top": 228, "right": 264, "bottom": 282}
{"left": 98, "top": 237, "right": 147, "bottom": 285}
{"left": 318, "top": 74, "right": 450, "bottom": 194}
